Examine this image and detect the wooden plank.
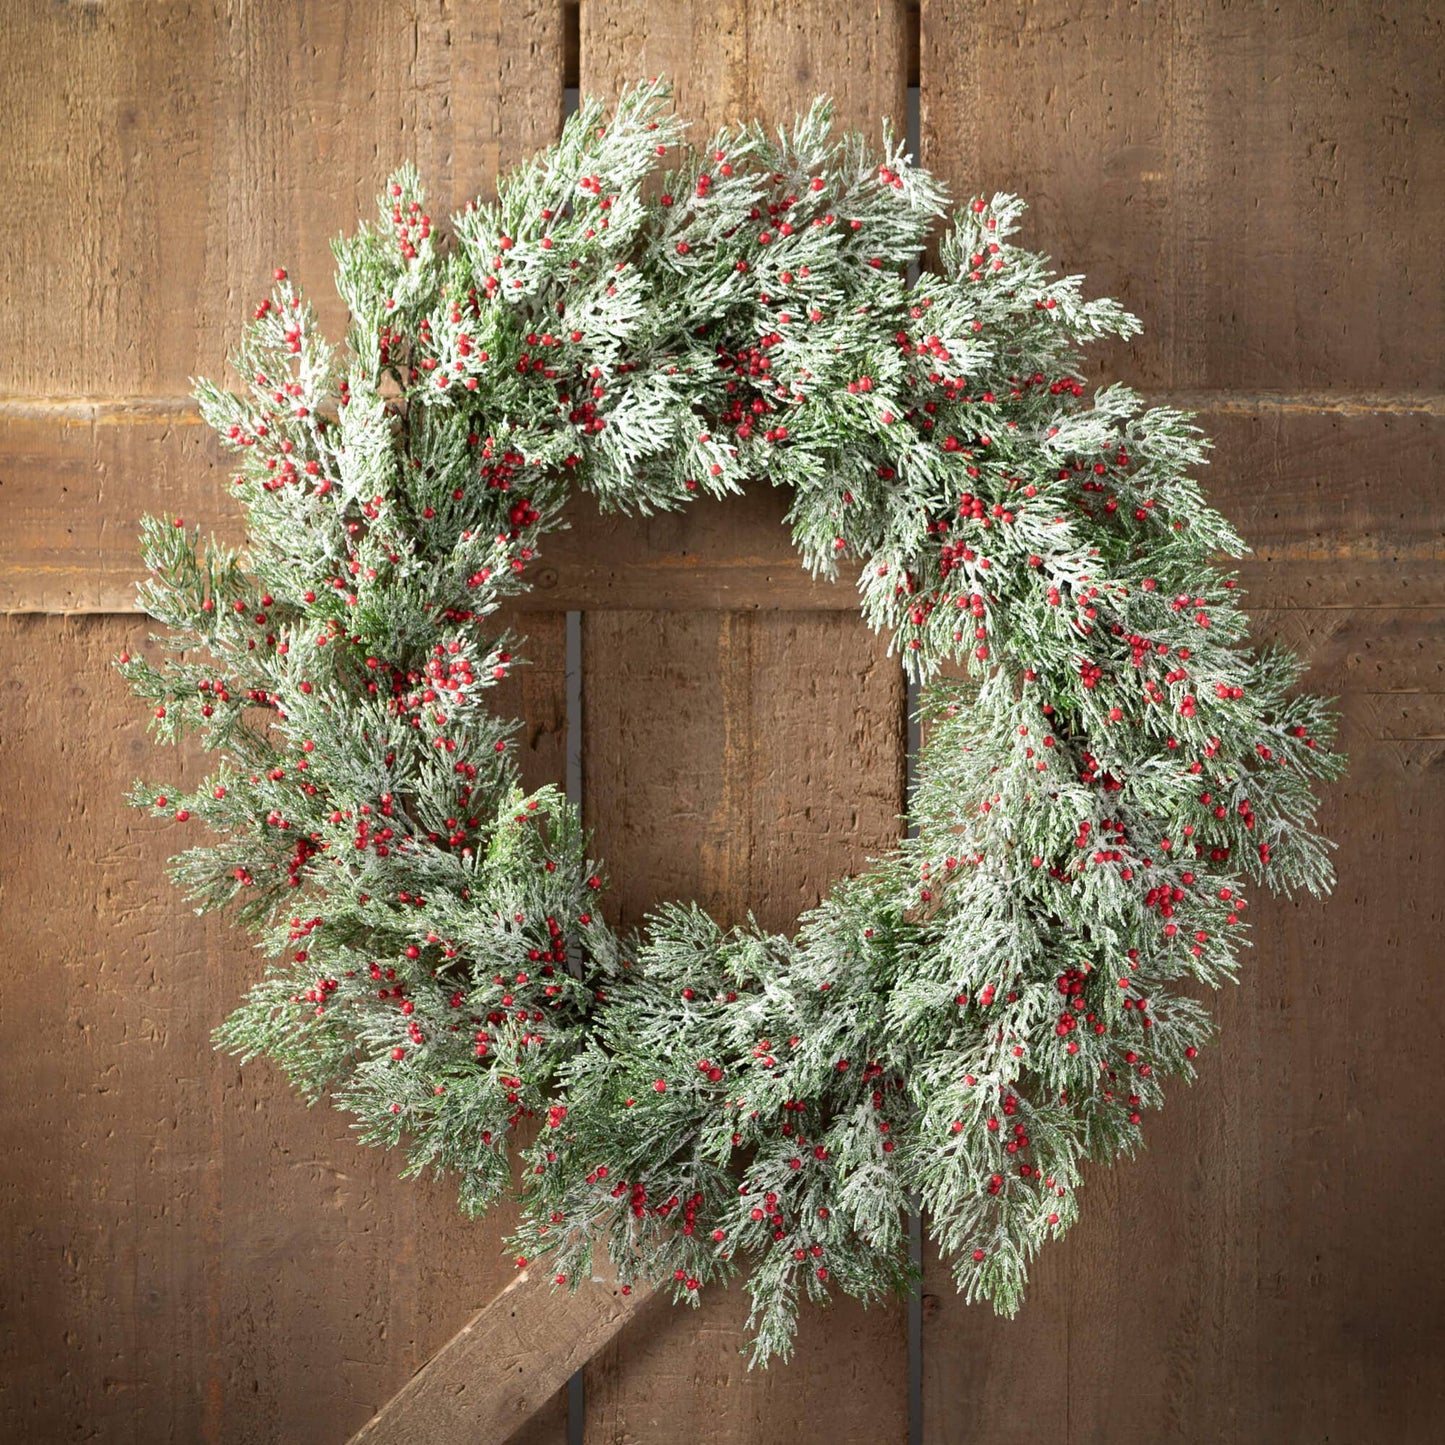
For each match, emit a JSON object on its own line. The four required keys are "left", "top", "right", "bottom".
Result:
{"left": 3, "top": 402, "right": 1442, "bottom": 613}
{"left": 1247, "top": 607, "right": 1445, "bottom": 696}
{"left": 920, "top": 0, "right": 1445, "bottom": 394}
{"left": 0, "top": 612, "right": 562, "bottom": 1443}
{"left": 582, "top": 610, "right": 909, "bottom": 1442}
{"left": 582, "top": 0, "right": 908, "bottom": 139}
{"left": 582, "top": 612, "right": 909, "bottom": 934}
{"left": 918, "top": 3, "right": 1445, "bottom": 1441}
{"left": 3, "top": 3, "right": 1440, "bottom": 1442}
{"left": 0, "top": 0, "right": 562, "bottom": 399}
{"left": 0, "top": 614, "right": 214, "bottom": 1441}
{"left": 574, "top": 7, "right": 912, "bottom": 1434}
{"left": 348, "top": 1265, "right": 646, "bottom": 1445}
{"left": 0, "top": 4, "right": 571, "bottom": 1440}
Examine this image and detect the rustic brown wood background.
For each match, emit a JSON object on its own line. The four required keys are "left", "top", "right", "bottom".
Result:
{"left": 2, "top": 2, "right": 1442, "bottom": 1441}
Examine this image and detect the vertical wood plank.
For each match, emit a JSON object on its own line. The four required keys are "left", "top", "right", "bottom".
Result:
{"left": 0, "top": 4, "right": 569, "bottom": 1441}
{"left": 583, "top": 0, "right": 907, "bottom": 140}
{"left": 920, "top": 0, "right": 1444, "bottom": 393}
{"left": 919, "top": 690, "right": 1445, "bottom": 1444}
{"left": 0, "top": 615, "right": 213, "bottom": 1442}
{"left": 583, "top": 612, "right": 907, "bottom": 938}
{"left": 918, "top": 3, "right": 1445, "bottom": 1441}
{"left": 578, "top": 9, "right": 912, "bottom": 1438}
{"left": 0, "top": 0, "right": 563, "bottom": 399}
{"left": 578, "top": 11, "right": 907, "bottom": 1433}
{"left": 0, "top": 612, "right": 569, "bottom": 1445}
{"left": 582, "top": 612, "right": 908, "bottom": 1443}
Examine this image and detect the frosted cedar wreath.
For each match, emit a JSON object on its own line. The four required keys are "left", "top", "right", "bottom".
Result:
{"left": 119, "top": 82, "right": 1342, "bottom": 1363}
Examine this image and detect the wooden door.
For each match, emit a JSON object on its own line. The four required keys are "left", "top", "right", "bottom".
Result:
{"left": 2, "top": 3, "right": 1442, "bottom": 1442}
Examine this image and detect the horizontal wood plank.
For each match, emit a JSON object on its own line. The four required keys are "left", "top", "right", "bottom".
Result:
{"left": 1, "top": 399, "right": 1441, "bottom": 614}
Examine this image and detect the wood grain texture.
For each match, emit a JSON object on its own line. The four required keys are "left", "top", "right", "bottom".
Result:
{"left": 582, "top": 611, "right": 908, "bottom": 935}
{"left": 0, "top": 17, "right": 569, "bottom": 1430}
{"left": 0, "top": 0, "right": 562, "bottom": 398}
{"left": 918, "top": 4, "right": 1445, "bottom": 1441}
{"left": 921, "top": 687, "right": 1445, "bottom": 1443}
{"left": 581, "top": 610, "right": 909, "bottom": 1442}
{"left": 349, "top": 1266, "right": 644, "bottom": 1445}
{"left": 0, "top": 612, "right": 566, "bottom": 1444}
{"left": 5, "top": 401, "right": 1439, "bottom": 614}
{"left": 920, "top": 0, "right": 1444, "bottom": 394}
{"left": 5, "top": 2, "right": 1445, "bottom": 1441}
{"left": 582, "top": 0, "right": 907, "bottom": 139}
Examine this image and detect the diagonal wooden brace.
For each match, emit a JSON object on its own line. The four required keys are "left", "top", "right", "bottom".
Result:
{"left": 348, "top": 1267, "right": 648, "bottom": 1445}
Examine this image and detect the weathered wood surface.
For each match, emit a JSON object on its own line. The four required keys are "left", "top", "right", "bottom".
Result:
{"left": 0, "top": 0, "right": 564, "bottom": 399}
{"left": 349, "top": 1266, "right": 645, "bottom": 1445}
{"left": 4, "top": 399, "right": 1441, "bottom": 614}
{"left": 3, "top": 0, "right": 1445, "bottom": 1441}
{"left": 0, "top": 3, "right": 572, "bottom": 1443}
{"left": 581, "top": 610, "right": 909, "bottom": 1442}
{"left": 917, "top": 2, "right": 1445, "bottom": 1441}
{"left": 571, "top": 6, "right": 913, "bottom": 1440}
{"left": 920, "top": 689, "right": 1445, "bottom": 1443}
{"left": 0, "top": 611, "right": 569, "bottom": 1444}
{"left": 921, "top": 1, "right": 1443, "bottom": 395}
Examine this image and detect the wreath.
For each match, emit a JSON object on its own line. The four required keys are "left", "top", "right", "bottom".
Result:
{"left": 120, "top": 82, "right": 1342, "bottom": 1363}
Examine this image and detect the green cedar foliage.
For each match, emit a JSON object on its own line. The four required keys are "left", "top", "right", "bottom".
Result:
{"left": 120, "top": 81, "right": 1342, "bottom": 1364}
